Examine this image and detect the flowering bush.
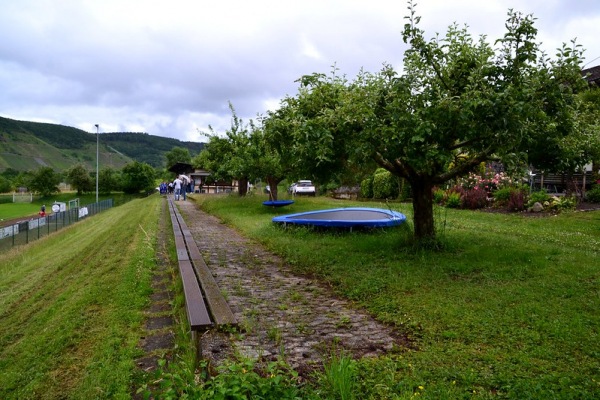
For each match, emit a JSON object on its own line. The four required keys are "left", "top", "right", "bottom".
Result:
{"left": 456, "top": 171, "right": 515, "bottom": 195}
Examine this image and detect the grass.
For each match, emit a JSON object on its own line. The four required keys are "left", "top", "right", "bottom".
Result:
{"left": 0, "top": 192, "right": 144, "bottom": 220}
{"left": 190, "top": 193, "right": 600, "bottom": 399}
{"left": 0, "top": 194, "right": 161, "bottom": 399}
{"left": 2, "top": 191, "right": 599, "bottom": 398}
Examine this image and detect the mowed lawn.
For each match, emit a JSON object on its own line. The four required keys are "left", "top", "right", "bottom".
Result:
{"left": 192, "top": 194, "right": 600, "bottom": 399}
{"left": 0, "top": 195, "right": 162, "bottom": 400}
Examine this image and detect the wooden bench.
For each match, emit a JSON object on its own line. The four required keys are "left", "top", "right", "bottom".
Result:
{"left": 167, "top": 197, "right": 236, "bottom": 363}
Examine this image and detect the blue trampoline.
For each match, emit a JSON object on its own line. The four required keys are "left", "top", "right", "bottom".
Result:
{"left": 263, "top": 200, "right": 294, "bottom": 207}
{"left": 272, "top": 207, "right": 406, "bottom": 228}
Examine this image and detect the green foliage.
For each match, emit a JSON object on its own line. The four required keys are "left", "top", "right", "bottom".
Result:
{"left": 27, "top": 166, "right": 61, "bottom": 196}
{"left": 527, "top": 190, "right": 551, "bottom": 207}
{"left": 98, "top": 167, "right": 121, "bottom": 194}
{"left": 360, "top": 176, "right": 374, "bottom": 199}
{"left": 322, "top": 352, "right": 356, "bottom": 400}
{"left": 164, "top": 147, "right": 192, "bottom": 170}
{"left": 585, "top": 185, "right": 600, "bottom": 203}
{"left": 120, "top": 161, "right": 156, "bottom": 194}
{"left": 493, "top": 187, "right": 513, "bottom": 205}
{"left": 66, "top": 163, "right": 94, "bottom": 195}
{"left": 445, "top": 191, "right": 461, "bottom": 208}
{"left": 372, "top": 169, "right": 399, "bottom": 199}
{"left": 263, "top": 4, "right": 588, "bottom": 241}
{"left": 148, "top": 358, "right": 301, "bottom": 399}
{"left": 197, "top": 104, "right": 265, "bottom": 197}
{"left": 0, "top": 176, "right": 13, "bottom": 193}
{"left": 433, "top": 188, "right": 445, "bottom": 204}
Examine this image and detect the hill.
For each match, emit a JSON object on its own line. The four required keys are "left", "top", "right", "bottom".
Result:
{"left": 0, "top": 116, "right": 204, "bottom": 172}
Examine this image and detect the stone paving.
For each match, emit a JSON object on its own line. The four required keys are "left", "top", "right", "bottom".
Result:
{"left": 176, "top": 198, "right": 409, "bottom": 376}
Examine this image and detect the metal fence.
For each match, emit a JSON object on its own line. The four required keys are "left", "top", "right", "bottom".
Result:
{"left": 0, "top": 199, "right": 113, "bottom": 252}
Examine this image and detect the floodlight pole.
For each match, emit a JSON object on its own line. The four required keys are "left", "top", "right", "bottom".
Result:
{"left": 95, "top": 124, "right": 99, "bottom": 203}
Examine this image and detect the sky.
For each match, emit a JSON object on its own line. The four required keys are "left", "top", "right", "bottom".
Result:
{"left": 1, "top": 0, "right": 599, "bottom": 143}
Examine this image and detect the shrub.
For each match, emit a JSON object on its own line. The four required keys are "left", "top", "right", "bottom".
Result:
{"left": 445, "top": 191, "right": 461, "bottom": 208}
{"left": 0, "top": 176, "right": 13, "bottom": 193}
{"left": 461, "top": 187, "right": 489, "bottom": 209}
{"left": 586, "top": 185, "right": 600, "bottom": 203}
{"left": 493, "top": 187, "right": 513, "bottom": 206}
{"left": 507, "top": 189, "right": 526, "bottom": 211}
{"left": 547, "top": 196, "right": 576, "bottom": 211}
{"left": 372, "top": 169, "right": 399, "bottom": 199}
{"left": 360, "top": 176, "right": 374, "bottom": 199}
{"left": 527, "top": 190, "right": 550, "bottom": 208}
{"left": 433, "top": 188, "right": 445, "bottom": 204}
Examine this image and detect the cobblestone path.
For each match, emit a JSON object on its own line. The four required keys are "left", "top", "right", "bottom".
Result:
{"left": 176, "top": 199, "right": 407, "bottom": 376}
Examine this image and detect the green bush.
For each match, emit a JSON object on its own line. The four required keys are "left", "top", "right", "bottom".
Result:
{"left": 433, "top": 188, "right": 445, "bottom": 204}
{"left": 547, "top": 196, "right": 576, "bottom": 211}
{"left": 445, "top": 191, "right": 461, "bottom": 208}
{"left": 586, "top": 185, "right": 600, "bottom": 203}
{"left": 0, "top": 176, "right": 13, "bottom": 193}
{"left": 527, "top": 190, "right": 550, "bottom": 208}
{"left": 360, "top": 176, "right": 374, "bottom": 199}
{"left": 372, "top": 169, "right": 399, "bottom": 200}
{"left": 493, "top": 187, "right": 513, "bottom": 205}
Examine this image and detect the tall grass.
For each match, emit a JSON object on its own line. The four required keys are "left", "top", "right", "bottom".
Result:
{"left": 0, "top": 195, "right": 161, "bottom": 399}
{"left": 191, "top": 193, "right": 600, "bottom": 399}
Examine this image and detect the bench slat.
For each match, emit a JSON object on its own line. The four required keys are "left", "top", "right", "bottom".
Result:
{"left": 170, "top": 199, "right": 237, "bottom": 327}
{"left": 179, "top": 260, "right": 212, "bottom": 330}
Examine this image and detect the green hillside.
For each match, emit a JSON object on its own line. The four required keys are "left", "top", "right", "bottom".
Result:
{"left": 0, "top": 116, "right": 204, "bottom": 172}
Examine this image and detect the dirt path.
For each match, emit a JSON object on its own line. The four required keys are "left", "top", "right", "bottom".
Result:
{"left": 175, "top": 198, "right": 409, "bottom": 377}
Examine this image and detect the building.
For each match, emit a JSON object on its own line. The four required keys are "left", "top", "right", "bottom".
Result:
{"left": 168, "top": 162, "right": 238, "bottom": 194}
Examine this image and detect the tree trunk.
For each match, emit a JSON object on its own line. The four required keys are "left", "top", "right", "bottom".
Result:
{"left": 266, "top": 176, "right": 280, "bottom": 201}
{"left": 410, "top": 179, "right": 436, "bottom": 242}
{"left": 238, "top": 177, "right": 248, "bottom": 196}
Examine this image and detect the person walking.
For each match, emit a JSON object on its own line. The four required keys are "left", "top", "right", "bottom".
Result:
{"left": 180, "top": 175, "right": 189, "bottom": 201}
{"left": 173, "top": 176, "right": 182, "bottom": 201}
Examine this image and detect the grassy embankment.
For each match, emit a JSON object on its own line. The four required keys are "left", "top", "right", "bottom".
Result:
{"left": 190, "top": 193, "right": 600, "bottom": 399}
{"left": 0, "top": 194, "right": 163, "bottom": 399}
{"left": 0, "top": 193, "right": 142, "bottom": 221}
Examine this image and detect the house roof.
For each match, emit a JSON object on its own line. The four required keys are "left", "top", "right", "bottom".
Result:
{"left": 582, "top": 65, "right": 600, "bottom": 86}
{"left": 168, "top": 162, "right": 193, "bottom": 175}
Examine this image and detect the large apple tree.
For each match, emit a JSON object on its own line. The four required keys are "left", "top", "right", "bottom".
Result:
{"left": 270, "top": 4, "right": 588, "bottom": 243}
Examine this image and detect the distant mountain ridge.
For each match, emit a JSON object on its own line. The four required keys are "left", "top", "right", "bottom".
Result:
{"left": 0, "top": 116, "right": 204, "bottom": 172}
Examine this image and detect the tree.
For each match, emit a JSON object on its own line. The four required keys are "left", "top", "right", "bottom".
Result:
{"left": 28, "top": 167, "right": 61, "bottom": 197}
{"left": 66, "top": 163, "right": 94, "bottom": 195}
{"left": 0, "top": 176, "right": 12, "bottom": 193}
{"left": 276, "top": 3, "right": 588, "bottom": 244}
{"left": 165, "top": 147, "right": 192, "bottom": 170}
{"left": 196, "top": 104, "right": 256, "bottom": 196}
{"left": 98, "top": 167, "right": 121, "bottom": 194}
{"left": 120, "top": 161, "right": 156, "bottom": 194}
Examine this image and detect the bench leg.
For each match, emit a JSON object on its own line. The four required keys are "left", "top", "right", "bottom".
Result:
{"left": 191, "top": 330, "right": 202, "bottom": 370}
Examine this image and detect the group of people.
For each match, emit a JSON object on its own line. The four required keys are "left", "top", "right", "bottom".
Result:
{"left": 158, "top": 175, "right": 192, "bottom": 200}
{"left": 171, "top": 175, "right": 191, "bottom": 201}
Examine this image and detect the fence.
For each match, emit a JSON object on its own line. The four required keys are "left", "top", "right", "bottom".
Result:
{"left": 0, "top": 199, "right": 113, "bottom": 252}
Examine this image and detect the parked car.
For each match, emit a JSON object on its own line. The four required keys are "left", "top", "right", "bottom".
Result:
{"left": 292, "top": 180, "right": 316, "bottom": 196}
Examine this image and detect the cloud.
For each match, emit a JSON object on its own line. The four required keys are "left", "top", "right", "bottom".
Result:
{"left": 1, "top": 0, "right": 599, "bottom": 142}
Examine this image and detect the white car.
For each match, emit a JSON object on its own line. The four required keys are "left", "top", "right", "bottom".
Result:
{"left": 292, "top": 180, "right": 316, "bottom": 196}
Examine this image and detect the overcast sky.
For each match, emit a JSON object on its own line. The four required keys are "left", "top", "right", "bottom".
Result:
{"left": 1, "top": 0, "right": 599, "bottom": 143}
